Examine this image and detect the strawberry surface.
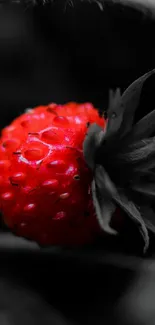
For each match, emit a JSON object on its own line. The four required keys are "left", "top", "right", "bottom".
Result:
{"left": 0, "top": 102, "right": 105, "bottom": 246}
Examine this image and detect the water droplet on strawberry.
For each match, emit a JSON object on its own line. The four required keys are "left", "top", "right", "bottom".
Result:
{"left": 23, "top": 203, "right": 36, "bottom": 213}
{"left": 28, "top": 132, "right": 40, "bottom": 138}
{"left": 42, "top": 179, "right": 59, "bottom": 190}
{"left": 59, "top": 192, "right": 70, "bottom": 199}
{"left": 84, "top": 103, "right": 93, "bottom": 110}
{"left": 21, "top": 119, "right": 31, "bottom": 128}
{"left": 1, "top": 192, "right": 14, "bottom": 201}
{"left": 10, "top": 172, "right": 26, "bottom": 185}
{"left": 22, "top": 186, "right": 34, "bottom": 195}
{"left": 20, "top": 222, "right": 28, "bottom": 228}
{"left": 53, "top": 116, "right": 69, "bottom": 127}
{"left": 48, "top": 191, "right": 56, "bottom": 196}
{"left": 53, "top": 211, "right": 66, "bottom": 220}
{"left": 46, "top": 103, "right": 57, "bottom": 114}
{"left": 47, "top": 159, "right": 66, "bottom": 172}
{"left": 41, "top": 129, "right": 60, "bottom": 143}
{"left": 24, "top": 148, "right": 44, "bottom": 161}
{"left": 48, "top": 103, "right": 57, "bottom": 109}
{"left": 3, "top": 125, "right": 16, "bottom": 133}
{"left": 2, "top": 138, "right": 20, "bottom": 150}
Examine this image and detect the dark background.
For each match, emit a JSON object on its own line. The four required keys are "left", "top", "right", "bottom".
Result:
{"left": 1, "top": 1, "right": 155, "bottom": 127}
{"left": 1, "top": 1, "right": 155, "bottom": 325}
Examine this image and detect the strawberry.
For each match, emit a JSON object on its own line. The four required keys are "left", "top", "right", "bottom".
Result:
{"left": 0, "top": 102, "right": 105, "bottom": 246}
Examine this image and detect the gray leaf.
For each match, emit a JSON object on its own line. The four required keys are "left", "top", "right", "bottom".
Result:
{"left": 95, "top": 164, "right": 117, "bottom": 198}
{"left": 103, "top": 88, "right": 124, "bottom": 141}
{"left": 118, "top": 137, "right": 155, "bottom": 166}
{"left": 141, "top": 205, "right": 155, "bottom": 234}
{"left": 131, "top": 182, "right": 155, "bottom": 198}
{"left": 124, "top": 109, "right": 155, "bottom": 144}
{"left": 113, "top": 191, "right": 149, "bottom": 253}
{"left": 100, "top": 69, "right": 155, "bottom": 148}
{"left": 83, "top": 123, "right": 104, "bottom": 170}
{"left": 120, "top": 68, "right": 155, "bottom": 137}
{"left": 91, "top": 179, "right": 117, "bottom": 235}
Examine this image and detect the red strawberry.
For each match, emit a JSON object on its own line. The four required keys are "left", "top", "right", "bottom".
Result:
{"left": 0, "top": 102, "right": 106, "bottom": 246}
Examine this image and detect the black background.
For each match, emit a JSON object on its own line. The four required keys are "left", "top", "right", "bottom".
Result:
{"left": 1, "top": 1, "right": 155, "bottom": 127}
{"left": 1, "top": 1, "right": 155, "bottom": 325}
